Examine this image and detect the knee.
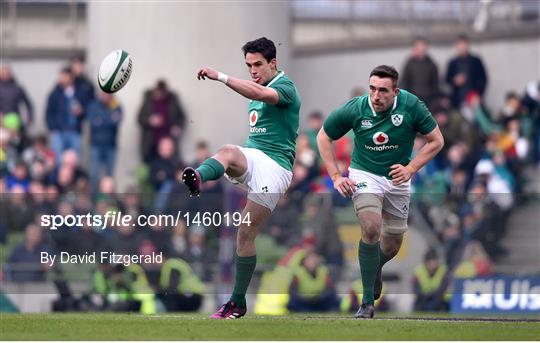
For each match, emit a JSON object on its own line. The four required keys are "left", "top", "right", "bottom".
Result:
{"left": 237, "top": 226, "right": 257, "bottom": 246}
{"left": 217, "top": 144, "right": 238, "bottom": 159}
{"left": 358, "top": 215, "right": 382, "bottom": 242}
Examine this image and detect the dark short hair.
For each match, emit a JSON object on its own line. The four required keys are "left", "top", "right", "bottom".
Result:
{"left": 412, "top": 36, "right": 428, "bottom": 45}
{"left": 156, "top": 79, "right": 168, "bottom": 91}
{"left": 456, "top": 34, "right": 470, "bottom": 42}
{"left": 505, "top": 91, "right": 519, "bottom": 101}
{"left": 242, "top": 37, "right": 277, "bottom": 63}
{"left": 370, "top": 65, "right": 399, "bottom": 87}
{"left": 60, "top": 67, "right": 73, "bottom": 75}
{"left": 196, "top": 140, "right": 208, "bottom": 150}
{"left": 71, "top": 55, "right": 85, "bottom": 63}
{"left": 424, "top": 248, "right": 438, "bottom": 262}
{"left": 308, "top": 111, "right": 323, "bottom": 120}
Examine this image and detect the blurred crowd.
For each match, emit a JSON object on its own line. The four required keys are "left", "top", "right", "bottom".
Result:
{"left": 0, "top": 34, "right": 539, "bottom": 313}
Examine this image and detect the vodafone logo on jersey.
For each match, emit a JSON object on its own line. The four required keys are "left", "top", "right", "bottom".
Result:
{"left": 373, "top": 132, "right": 389, "bottom": 145}
{"left": 249, "top": 110, "right": 258, "bottom": 127}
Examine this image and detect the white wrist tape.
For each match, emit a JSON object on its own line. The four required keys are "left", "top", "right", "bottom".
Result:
{"left": 217, "top": 72, "right": 229, "bottom": 84}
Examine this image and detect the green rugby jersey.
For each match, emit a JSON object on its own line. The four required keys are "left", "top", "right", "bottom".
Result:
{"left": 245, "top": 71, "right": 301, "bottom": 171}
{"left": 323, "top": 89, "right": 437, "bottom": 178}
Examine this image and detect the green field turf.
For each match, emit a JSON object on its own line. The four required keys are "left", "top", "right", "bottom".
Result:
{"left": 1, "top": 313, "right": 539, "bottom": 340}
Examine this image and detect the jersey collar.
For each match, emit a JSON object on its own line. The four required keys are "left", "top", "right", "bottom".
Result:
{"left": 265, "top": 70, "right": 284, "bottom": 87}
{"left": 368, "top": 94, "right": 398, "bottom": 117}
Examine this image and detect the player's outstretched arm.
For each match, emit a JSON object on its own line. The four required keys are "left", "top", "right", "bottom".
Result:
{"left": 197, "top": 67, "right": 279, "bottom": 105}
{"left": 317, "top": 127, "right": 357, "bottom": 198}
{"left": 389, "top": 125, "right": 445, "bottom": 185}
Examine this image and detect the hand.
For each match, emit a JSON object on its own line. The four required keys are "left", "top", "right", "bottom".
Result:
{"left": 333, "top": 176, "right": 357, "bottom": 198}
{"left": 197, "top": 67, "right": 218, "bottom": 81}
{"left": 72, "top": 103, "right": 83, "bottom": 116}
{"left": 170, "top": 125, "right": 182, "bottom": 137}
{"left": 453, "top": 73, "right": 466, "bottom": 87}
{"left": 389, "top": 164, "right": 415, "bottom": 185}
{"left": 148, "top": 114, "right": 163, "bottom": 127}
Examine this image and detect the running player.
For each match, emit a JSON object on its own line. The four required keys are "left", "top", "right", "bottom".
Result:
{"left": 317, "top": 65, "right": 444, "bottom": 318}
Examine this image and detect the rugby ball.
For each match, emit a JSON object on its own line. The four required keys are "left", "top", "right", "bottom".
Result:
{"left": 98, "top": 50, "right": 133, "bottom": 93}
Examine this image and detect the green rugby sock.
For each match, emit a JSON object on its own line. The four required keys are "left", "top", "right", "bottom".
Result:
{"left": 359, "top": 240, "right": 380, "bottom": 305}
{"left": 230, "top": 254, "right": 256, "bottom": 308}
{"left": 196, "top": 157, "right": 225, "bottom": 182}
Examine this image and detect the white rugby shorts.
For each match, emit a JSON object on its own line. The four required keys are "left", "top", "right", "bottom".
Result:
{"left": 348, "top": 167, "right": 411, "bottom": 219}
{"left": 225, "top": 146, "right": 292, "bottom": 211}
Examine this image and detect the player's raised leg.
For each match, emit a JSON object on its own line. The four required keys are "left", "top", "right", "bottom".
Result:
{"left": 210, "top": 199, "right": 271, "bottom": 319}
{"left": 181, "top": 144, "right": 247, "bottom": 196}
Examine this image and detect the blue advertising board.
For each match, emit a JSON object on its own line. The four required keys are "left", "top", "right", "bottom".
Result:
{"left": 451, "top": 276, "right": 540, "bottom": 313}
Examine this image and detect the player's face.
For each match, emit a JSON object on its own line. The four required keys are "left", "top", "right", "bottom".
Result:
{"left": 369, "top": 76, "right": 398, "bottom": 112}
{"left": 245, "top": 52, "right": 276, "bottom": 85}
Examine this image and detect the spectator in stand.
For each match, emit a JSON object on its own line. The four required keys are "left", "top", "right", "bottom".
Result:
{"left": 169, "top": 219, "right": 189, "bottom": 259}
{"left": 192, "top": 140, "right": 211, "bottom": 167}
{"left": 0, "top": 65, "right": 33, "bottom": 136}
{"left": 289, "top": 134, "right": 319, "bottom": 198}
{"left": 263, "top": 195, "right": 301, "bottom": 246}
{"left": 445, "top": 34, "right": 488, "bottom": 109}
{"left": 288, "top": 251, "right": 339, "bottom": 312}
{"left": 96, "top": 175, "right": 121, "bottom": 209}
{"left": 46, "top": 67, "right": 86, "bottom": 160}
{"left": 138, "top": 80, "right": 186, "bottom": 162}
{"left": 186, "top": 225, "right": 212, "bottom": 281}
{"left": 53, "top": 150, "right": 87, "bottom": 193}
{"left": 400, "top": 37, "right": 440, "bottom": 108}
{"left": 70, "top": 56, "right": 95, "bottom": 111}
{"left": 460, "top": 182, "right": 507, "bottom": 259}
{"left": 69, "top": 220, "right": 102, "bottom": 255}
{"left": 460, "top": 240, "right": 494, "bottom": 277}
{"left": 106, "top": 217, "right": 144, "bottom": 256}
{"left": 29, "top": 181, "right": 52, "bottom": 215}
{"left": 1, "top": 111, "right": 23, "bottom": 155}
{"left": 149, "top": 136, "right": 183, "bottom": 212}
{"left": 87, "top": 91, "right": 123, "bottom": 192}
{"left": 412, "top": 249, "right": 450, "bottom": 312}
{"left": 474, "top": 158, "right": 514, "bottom": 213}
{"left": 497, "top": 92, "right": 528, "bottom": 125}
{"left": 22, "top": 135, "right": 56, "bottom": 175}
{"left": 2, "top": 185, "right": 34, "bottom": 234}
{"left": 296, "top": 133, "right": 318, "bottom": 175}
{"left": 521, "top": 81, "right": 539, "bottom": 164}
{"left": 122, "top": 185, "right": 148, "bottom": 219}
{"left": 6, "top": 223, "right": 53, "bottom": 282}
{"left": 146, "top": 220, "right": 172, "bottom": 256}
{"left": 440, "top": 213, "right": 462, "bottom": 268}
{"left": 301, "top": 194, "right": 343, "bottom": 281}
{"left": 304, "top": 111, "right": 323, "bottom": 154}
{"left": 6, "top": 160, "right": 30, "bottom": 192}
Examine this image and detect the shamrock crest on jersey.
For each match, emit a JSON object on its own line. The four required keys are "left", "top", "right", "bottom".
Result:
{"left": 391, "top": 114, "right": 403, "bottom": 126}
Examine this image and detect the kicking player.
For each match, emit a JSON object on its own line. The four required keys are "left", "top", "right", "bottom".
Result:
{"left": 181, "top": 37, "right": 301, "bottom": 319}
{"left": 317, "top": 65, "right": 444, "bottom": 318}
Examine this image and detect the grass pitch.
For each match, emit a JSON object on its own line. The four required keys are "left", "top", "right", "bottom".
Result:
{"left": 1, "top": 313, "right": 539, "bottom": 340}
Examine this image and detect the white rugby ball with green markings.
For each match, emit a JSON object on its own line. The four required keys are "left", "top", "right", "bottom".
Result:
{"left": 98, "top": 50, "right": 133, "bottom": 93}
